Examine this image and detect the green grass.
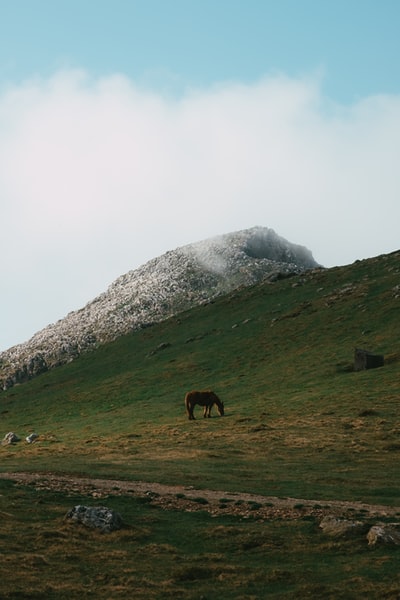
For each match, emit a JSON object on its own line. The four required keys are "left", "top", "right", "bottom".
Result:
{"left": 1, "top": 250, "right": 400, "bottom": 504}
{"left": 1, "top": 250, "right": 400, "bottom": 597}
{"left": 0, "top": 479, "right": 399, "bottom": 599}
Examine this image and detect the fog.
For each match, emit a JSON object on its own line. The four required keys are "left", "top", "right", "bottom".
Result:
{"left": 1, "top": 70, "right": 399, "bottom": 350}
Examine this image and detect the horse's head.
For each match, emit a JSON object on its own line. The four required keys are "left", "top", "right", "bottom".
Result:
{"left": 217, "top": 401, "right": 225, "bottom": 417}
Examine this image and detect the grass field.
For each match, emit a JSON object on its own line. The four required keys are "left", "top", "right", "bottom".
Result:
{"left": 1, "top": 478, "right": 400, "bottom": 599}
{"left": 1, "top": 250, "right": 400, "bottom": 597}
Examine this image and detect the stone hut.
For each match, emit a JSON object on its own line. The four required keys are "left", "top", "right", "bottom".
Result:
{"left": 354, "top": 348, "right": 384, "bottom": 371}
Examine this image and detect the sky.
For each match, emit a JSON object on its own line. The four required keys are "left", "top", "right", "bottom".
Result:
{"left": 1, "top": 0, "right": 400, "bottom": 351}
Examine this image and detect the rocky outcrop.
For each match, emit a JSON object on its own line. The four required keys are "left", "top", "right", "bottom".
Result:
{"left": 367, "top": 524, "right": 400, "bottom": 546}
{"left": 65, "top": 505, "right": 123, "bottom": 533}
{"left": 320, "top": 516, "right": 400, "bottom": 546}
{"left": 1, "top": 432, "right": 20, "bottom": 445}
{"left": 0, "top": 227, "right": 319, "bottom": 390}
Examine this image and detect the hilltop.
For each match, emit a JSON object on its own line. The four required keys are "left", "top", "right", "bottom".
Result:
{"left": 0, "top": 226, "right": 318, "bottom": 390}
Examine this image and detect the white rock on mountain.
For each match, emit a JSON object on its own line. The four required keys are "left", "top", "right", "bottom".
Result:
{"left": 0, "top": 227, "right": 320, "bottom": 390}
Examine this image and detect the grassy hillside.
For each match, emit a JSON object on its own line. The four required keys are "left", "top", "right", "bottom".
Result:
{"left": 1, "top": 250, "right": 400, "bottom": 505}
{"left": 1, "top": 251, "right": 400, "bottom": 599}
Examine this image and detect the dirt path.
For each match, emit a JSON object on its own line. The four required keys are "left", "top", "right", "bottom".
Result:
{"left": 1, "top": 471, "right": 399, "bottom": 520}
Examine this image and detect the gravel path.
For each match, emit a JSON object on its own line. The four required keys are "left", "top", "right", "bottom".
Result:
{"left": 1, "top": 471, "right": 399, "bottom": 520}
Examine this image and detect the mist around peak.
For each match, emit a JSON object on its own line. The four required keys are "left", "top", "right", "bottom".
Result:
{"left": 182, "top": 226, "right": 319, "bottom": 276}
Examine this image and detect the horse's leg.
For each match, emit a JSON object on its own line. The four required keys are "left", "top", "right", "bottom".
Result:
{"left": 203, "top": 405, "right": 207, "bottom": 418}
{"left": 187, "top": 401, "right": 195, "bottom": 420}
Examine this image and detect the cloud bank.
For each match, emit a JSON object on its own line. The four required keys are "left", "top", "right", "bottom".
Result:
{"left": 1, "top": 70, "right": 400, "bottom": 349}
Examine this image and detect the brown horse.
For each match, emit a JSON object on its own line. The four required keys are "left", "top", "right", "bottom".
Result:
{"left": 184, "top": 390, "right": 224, "bottom": 420}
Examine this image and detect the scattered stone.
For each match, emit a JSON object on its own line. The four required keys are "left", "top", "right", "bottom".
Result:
{"left": 2, "top": 432, "right": 20, "bottom": 445}
{"left": 319, "top": 516, "right": 369, "bottom": 538}
{"left": 26, "top": 433, "right": 39, "bottom": 444}
{"left": 367, "top": 524, "right": 400, "bottom": 546}
{"left": 265, "top": 271, "right": 297, "bottom": 282}
{"left": 157, "top": 342, "right": 171, "bottom": 351}
{"left": 65, "top": 505, "right": 123, "bottom": 533}
{"left": 148, "top": 342, "right": 172, "bottom": 356}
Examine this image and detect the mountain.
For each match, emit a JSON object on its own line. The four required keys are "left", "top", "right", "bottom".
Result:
{"left": 0, "top": 226, "right": 319, "bottom": 391}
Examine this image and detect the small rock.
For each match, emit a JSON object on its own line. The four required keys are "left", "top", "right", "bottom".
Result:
{"left": 367, "top": 524, "right": 400, "bottom": 546}
{"left": 26, "top": 433, "right": 39, "bottom": 444}
{"left": 319, "top": 516, "right": 368, "bottom": 538}
{"left": 157, "top": 342, "right": 171, "bottom": 351}
{"left": 2, "top": 432, "right": 20, "bottom": 445}
{"left": 65, "top": 505, "right": 123, "bottom": 533}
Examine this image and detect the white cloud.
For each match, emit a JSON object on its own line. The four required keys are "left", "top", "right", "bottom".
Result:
{"left": 1, "top": 70, "right": 400, "bottom": 350}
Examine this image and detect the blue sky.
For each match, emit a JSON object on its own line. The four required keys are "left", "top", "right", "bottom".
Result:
{"left": 1, "top": 0, "right": 399, "bottom": 101}
{"left": 1, "top": 0, "right": 400, "bottom": 351}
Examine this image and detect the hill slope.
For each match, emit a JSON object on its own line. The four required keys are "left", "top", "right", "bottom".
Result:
{"left": 1, "top": 249, "right": 399, "bottom": 600}
{"left": 0, "top": 226, "right": 318, "bottom": 390}
{"left": 1, "top": 247, "right": 399, "bottom": 505}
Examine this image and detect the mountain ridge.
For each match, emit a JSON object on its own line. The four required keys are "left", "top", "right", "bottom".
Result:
{"left": 0, "top": 226, "right": 319, "bottom": 390}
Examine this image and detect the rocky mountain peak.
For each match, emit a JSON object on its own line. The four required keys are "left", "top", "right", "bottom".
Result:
{"left": 0, "top": 227, "right": 320, "bottom": 390}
